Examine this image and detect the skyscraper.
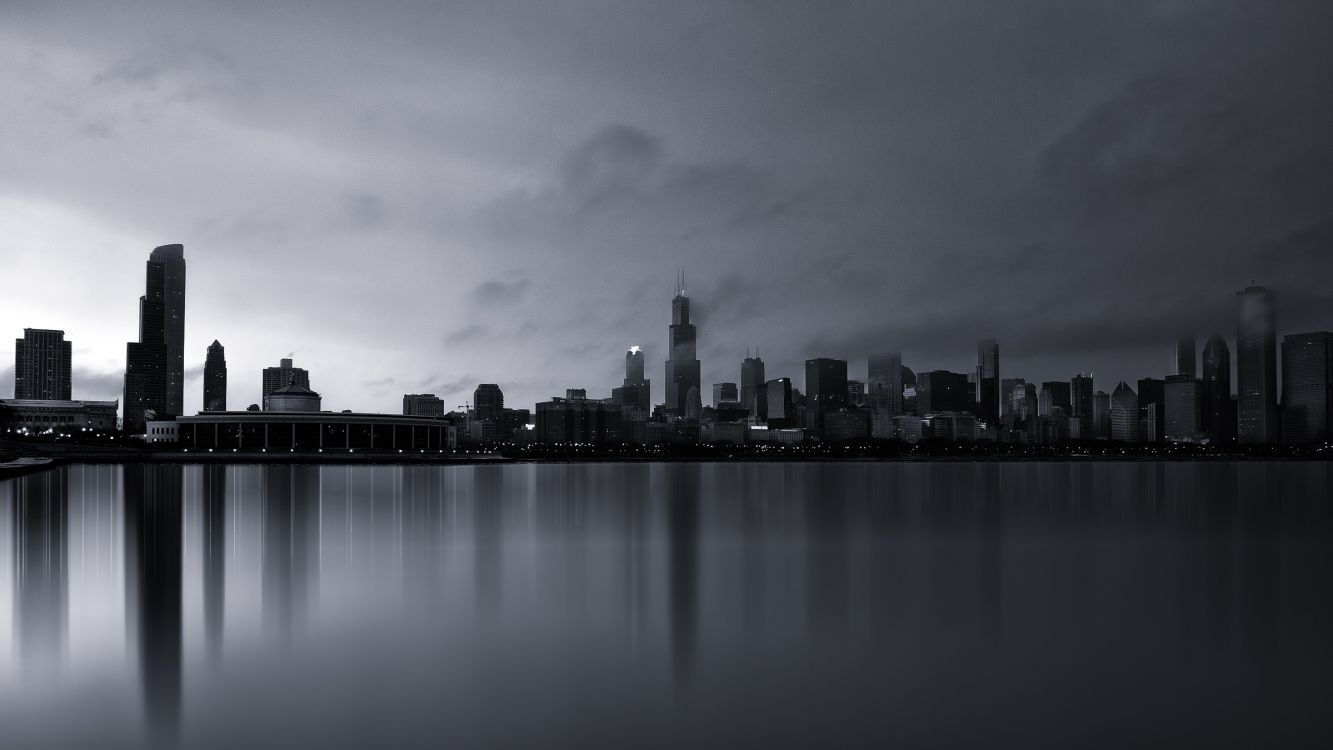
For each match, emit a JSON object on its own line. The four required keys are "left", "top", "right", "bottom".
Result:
{"left": 152, "top": 245, "right": 186, "bottom": 416}
{"left": 1176, "top": 335, "right": 1196, "bottom": 379}
{"left": 1137, "top": 378, "right": 1165, "bottom": 442}
{"left": 474, "top": 384, "right": 504, "bottom": 423}
{"left": 619, "top": 345, "right": 651, "bottom": 411}
{"left": 1202, "top": 335, "right": 1232, "bottom": 443}
{"left": 868, "top": 352, "right": 902, "bottom": 417}
{"left": 203, "top": 340, "right": 227, "bottom": 412}
{"left": 1280, "top": 332, "right": 1333, "bottom": 444}
{"left": 1236, "top": 286, "right": 1278, "bottom": 443}
{"left": 712, "top": 382, "right": 738, "bottom": 406}
{"left": 262, "top": 359, "right": 311, "bottom": 409}
{"left": 1164, "top": 374, "right": 1204, "bottom": 442}
{"left": 976, "top": 339, "right": 1000, "bottom": 425}
{"left": 124, "top": 245, "right": 185, "bottom": 432}
{"left": 1038, "top": 381, "right": 1071, "bottom": 416}
{"left": 805, "top": 358, "right": 848, "bottom": 433}
{"left": 664, "top": 271, "right": 700, "bottom": 416}
{"left": 740, "top": 354, "right": 765, "bottom": 414}
{"left": 763, "top": 377, "right": 794, "bottom": 428}
{"left": 14, "top": 328, "right": 71, "bottom": 400}
{"left": 1110, "top": 382, "right": 1140, "bottom": 442}
{"left": 918, "top": 370, "right": 971, "bottom": 414}
{"left": 1071, "top": 374, "right": 1094, "bottom": 436}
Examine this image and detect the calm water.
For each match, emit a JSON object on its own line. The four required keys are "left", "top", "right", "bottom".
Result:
{"left": 1, "top": 461, "right": 1332, "bottom": 748}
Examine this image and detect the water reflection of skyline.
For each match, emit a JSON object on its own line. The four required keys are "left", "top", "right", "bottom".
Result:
{"left": 2, "top": 462, "right": 1332, "bottom": 748}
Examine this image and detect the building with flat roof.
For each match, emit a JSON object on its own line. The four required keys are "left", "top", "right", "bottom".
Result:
{"left": 176, "top": 411, "right": 456, "bottom": 451}
{"left": 0, "top": 399, "right": 119, "bottom": 431}
{"left": 14, "top": 328, "right": 72, "bottom": 401}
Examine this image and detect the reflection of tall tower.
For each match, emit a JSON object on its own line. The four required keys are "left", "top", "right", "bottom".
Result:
{"left": 1236, "top": 286, "right": 1278, "bottom": 443}
{"left": 202, "top": 465, "right": 227, "bottom": 661}
{"left": 262, "top": 465, "right": 319, "bottom": 638}
{"left": 123, "top": 464, "right": 183, "bottom": 740}
{"left": 12, "top": 468, "right": 69, "bottom": 671}
{"left": 664, "top": 270, "right": 700, "bottom": 416}
{"left": 666, "top": 464, "right": 700, "bottom": 690}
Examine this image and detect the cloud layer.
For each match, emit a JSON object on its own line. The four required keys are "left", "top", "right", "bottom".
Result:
{"left": 2, "top": 1, "right": 1331, "bottom": 412}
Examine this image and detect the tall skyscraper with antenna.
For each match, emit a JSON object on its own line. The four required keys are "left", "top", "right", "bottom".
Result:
{"left": 740, "top": 350, "right": 765, "bottom": 414}
{"left": 665, "top": 269, "right": 700, "bottom": 416}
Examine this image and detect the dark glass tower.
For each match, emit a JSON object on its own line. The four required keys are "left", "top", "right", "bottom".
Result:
{"left": 664, "top": 271, "right": 700, "bottom": 416}
{"left": 14, "top": 328, "right": 72, "bottom": 400}
{"left": 1236, "top": 286, "right": 1278, "bottom": 443}
{"left": 868, "top": 352, "right": 903, "bottom": 416}
{"left": 123, "top": 245, "right": 186, "bottom": 432}
{"left": 805, "top": 357, "right": 849, "bottom": 433}
{"left": 1202, "top": 335, "right": 1232, "bottom": 443}
{"left": 1280, "top": 331, "right": 1333, "bottom": 444}
{"left": 1071, "top": 374, "right": 1094, "bottom": 436}
{"left": 740, "top": 354, "right": 765, "bottom": 414}
{"left": 1176, "top": 335, "right": 1196, "bottom": 379}
{"left": 976, "top": 339, "right": 999, "bottom": 425}
{"left": 473, "top": 383, "right": 504, "bottom": 423}
{"left": 204, "top": 340, "right": 227, "bottom": 412}
{"left": 624, "top": 346, "right": 651, "bottom": 410}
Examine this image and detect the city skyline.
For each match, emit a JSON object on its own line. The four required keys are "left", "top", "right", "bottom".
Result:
{"left": 3, "top": 2, "right": 1332, "bottom": 415}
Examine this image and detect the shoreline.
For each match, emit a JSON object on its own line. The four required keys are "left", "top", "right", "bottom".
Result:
{"left": 3, "top": 449, "right": 1329, "bottom": 478}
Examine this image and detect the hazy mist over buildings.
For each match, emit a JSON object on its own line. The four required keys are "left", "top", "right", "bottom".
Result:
{"left": 2, "top": 1, "right": 1331, "bottom": 413}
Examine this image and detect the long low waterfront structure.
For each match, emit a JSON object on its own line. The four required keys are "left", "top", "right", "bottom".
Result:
{"left": 176, "top": 411, "right": 458, "bottom": 451}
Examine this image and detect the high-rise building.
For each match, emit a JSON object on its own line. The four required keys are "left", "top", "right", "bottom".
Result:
{"left": 1202, "top": 335, "right": 1232, "bottom": 443}
{"left": 1164, "top": 375, "right": 1204, "bottom": 442}
{"left": 1000, "top": 377, "right": 1025, "bottom": 420}
{"left": 976, "top": 339, "right": 1000, "bottom": 425}
{"left": 613, "top": 346, "right": 652, "bottom": 412}
{"left": 867, "top": 352, "right": 902, "bottom": 417}
{"left": 262, "top": 358, "right": 311, "bottom": 408}
{"left": 1280, "top": 332, "right": 1333, "bottom": 444}
{"left": 1110, "top": 382, "right": 1140, "bottom": 442}
{"left": 664, "top": 271, "right": 700, "bottom": 416}
{"left": 1038, "top": 381, "right": 1071, "bottom": 417}
{"left": 740, "top": 354, "right": 765, "bottom": 414}
{"left": 1236, "top": 286, "right": 1278, "bottom": 443}
{"left": 1137, "top": 378, "right": 1165, "bottom": 442}
{"left": 403, "top": 393, "right": 445, "bottom": 417}
{"left": 123, "top": 245, "right": 186, "bottom": 432}
{"left": 919, "top": 370, "right": 972, "bottom": 414}
{"left": 474, "top": 384, "right": 504, "bottom": 423}
{"left": 203, "top": 340, "right": 227, "bottom": 412}
{"left": 805, "top": 358, "right": 848, "bottom": 432}
{"left": 764, "top": 377, "right": 794, "bottom": 428}
{"left": 712, "top": 382, "right": 738, "bottom": 406}
{"left": 1093, "top": 390, "right": 1111, "bottom": 439}
{"left": 1176, "top": 335, "right": 1196, "bottom": 379}
{"left": 14, "top": 328, "right": 71, "bottom": 401}
{"left": 1071, "top": 374, "right": 1094, "bottom": 437}
{"left": 846, "top": 380, "right": 866, "bottom": 407}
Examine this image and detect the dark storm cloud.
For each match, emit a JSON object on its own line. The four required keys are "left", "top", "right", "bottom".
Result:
{"left": 3, "top": 0, "right": 1332, "bottom": 411}
{"left": 468, "top": 277, "right": 531, "bottom": 306}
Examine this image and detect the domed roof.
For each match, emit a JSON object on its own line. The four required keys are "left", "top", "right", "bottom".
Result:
{"left": 270, "top": 383, "right": 320, "bottom": 397}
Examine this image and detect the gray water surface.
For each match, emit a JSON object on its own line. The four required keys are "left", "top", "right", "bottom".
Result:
{"left": 1, "top": 461, "right": 1331, "bottom": 748}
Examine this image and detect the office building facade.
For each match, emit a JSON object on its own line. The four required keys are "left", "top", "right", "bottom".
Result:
{"left": 14, "top": 328, "right": 72, "bottom": 401}
{"left": 1236, "top": 286, "right": 1278, "bottom": 442}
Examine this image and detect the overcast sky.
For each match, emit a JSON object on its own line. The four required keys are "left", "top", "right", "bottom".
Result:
{"left": 2, "top": 0, "right": 1331, "bottom": 414}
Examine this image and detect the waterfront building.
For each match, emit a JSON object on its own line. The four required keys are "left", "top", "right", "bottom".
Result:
{"left": 1236, "top": 286, "right": 1279, "bottom": 442}
{"left": 0, "top": 399, "right": 119, "bottom": 431}
{"left": 1110, "top": 382, "right": 1140, "bottom": 442}
{"left": 976, "top": 339, "right": 1000, "bottom": 425}
{"left": 664, "top": 271, "right": 701, "bottom": 416}
{"left": 919, "top": 370, "right": 972, "bottom": 415}
{"left": 403, "top": 393, "right": 445, "bottom": 417}
{"left": 1280, "top": 331, "right": 1333, "bottom": 444}
{"left": 1202, "top": 335, "right": 1233, "bottom": 443}
{"left": 14, "top": 329, "right": 71, "bottom": 400}
{"left": 868, "top": 352, "right": 903, "bottom": 417}
{"left": 204, "top": 340, "right": 227, "bottom": 412}
{"left": 1164, "top": 375, "right": 1204, "bottom": 442}
{"left": 1071, "top": 374, "right": 1094, "bottom": 437}
{"left": 262, "top": 358, "right": 311, "bottom": 403}
{"left": 1176, "top": 335, "right": 1196, "bottom": 379}
{"left": 1137, "top": 378, "right": 1165, "bottom": 442}
{"left": 740, "top": 354, "right": 765, "bottom": 414}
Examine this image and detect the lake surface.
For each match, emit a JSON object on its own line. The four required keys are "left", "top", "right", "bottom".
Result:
{"left": 1, "top": 461, "right": 1331, "bottom": 748}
